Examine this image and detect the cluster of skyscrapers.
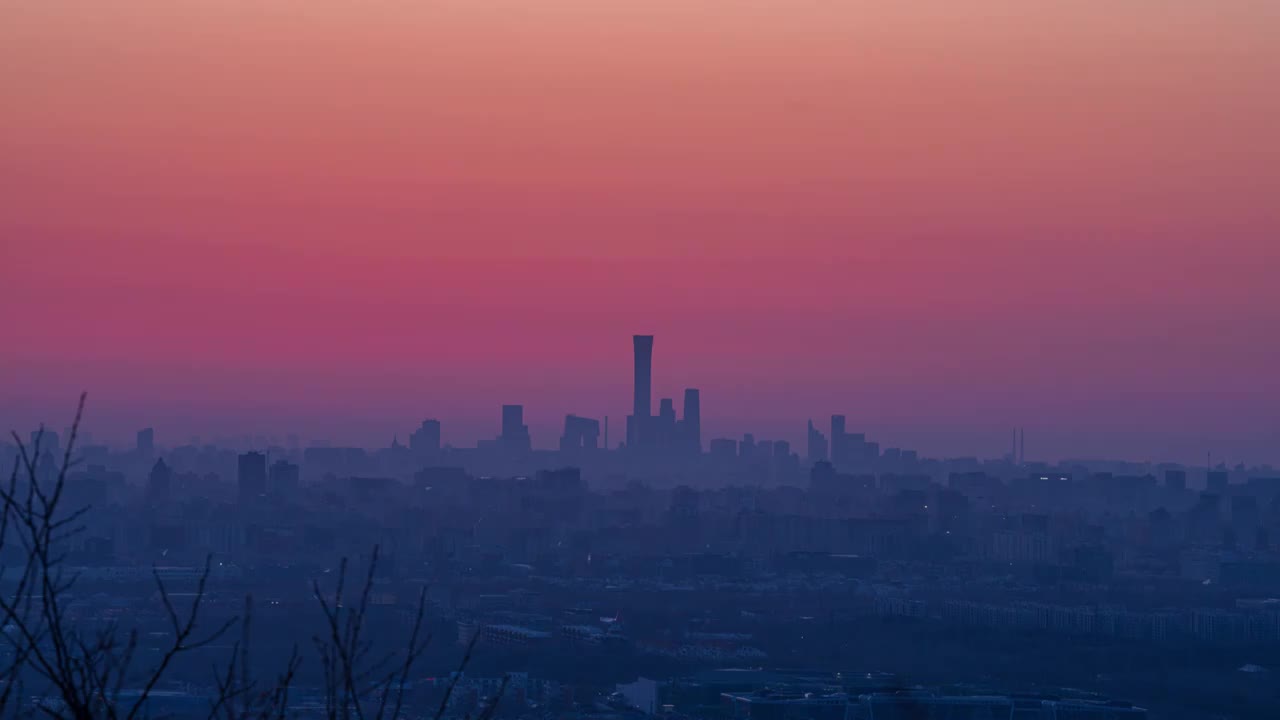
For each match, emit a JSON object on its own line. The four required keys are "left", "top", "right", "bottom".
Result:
{"left": 807, "top": 415, "right": 904, "bottom": 467}
{"left": 625, "top": 335, "right": 700, "bottom": 456}
{"left": 387, "top": 335, "right": 703, "bottom": 458}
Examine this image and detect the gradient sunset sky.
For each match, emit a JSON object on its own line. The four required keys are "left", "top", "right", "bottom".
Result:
{"left": 3, "top": 1, "right": 1278, "bottom": 463}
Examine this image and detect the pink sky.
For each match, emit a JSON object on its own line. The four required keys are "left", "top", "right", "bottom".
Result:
{"left": 2, "top": 1, "right": 1278, "bottom": 462}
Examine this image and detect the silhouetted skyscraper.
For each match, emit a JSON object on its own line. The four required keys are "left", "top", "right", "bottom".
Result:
{"left": 807, "top": 420, "right": 828, "bottom": 464}
{"left": 137, "top": 427, "right": 154, "bottom": 454}
{"left": 410, "top": 419, "right": 442, "bottom": 455}
{"left": 1165, "top": 469, "right": 1187, "bottom": 492}
{"left": 628, "top": 335, "right": 654, "bottom": 449}
{"left": 633, "top": 335, "right": 653, "bottom": 420}
{"left": 146, "top": 457, "right": 171, "bottom": 505}
{"left": 650, "top": 397, "right": 675, "bottom": 452}
{"left": 682, "top": 388, "right": 701, "bottom": 454}
{"left": 830, "top": 415, "right": 847, "bottom": 466}
{"left": 501, "top": 404, "right": 532, "bottom": 453}
{"left": 237, "top": 451, "right": 267, "bottom": 503}
{"left": 560, "top": 414, "right": 601, "bottom": 452}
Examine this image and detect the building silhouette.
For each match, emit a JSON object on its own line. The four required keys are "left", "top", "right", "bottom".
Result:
{"left": 501, "top": 405, "right": 532, "bottom": 453}
{"left": 269, "top": 459, "right": 300, "bottom": 496}
{"left": 237, "top": 451, "right": 267, "bottom": 504}
{"left": 807, "top": 420, "right": 828, "bottom": 464}
{"left": 146, "top": 457, "right": 171, "bottom": 505}
{"left": 657, "top": 397, "right": 677, "bottom": 449}
{"left": 137, "top": 427, "right": 155, "bottom": 455}
{"left": 628, "top": 335, "right": 654, "bottom": 449}
{"left": 560, "top": 415, "right": 601, "bottom": 452}
{"left": 410, "top": 419, "right": 442, "bottom": 455}
{"left": 682, "top": 388, "right": 701, "bottom": 454}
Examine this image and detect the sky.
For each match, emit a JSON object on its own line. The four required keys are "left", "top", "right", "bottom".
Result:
{"left": 2, "top": 1, "right": 1278, "bottom": 463}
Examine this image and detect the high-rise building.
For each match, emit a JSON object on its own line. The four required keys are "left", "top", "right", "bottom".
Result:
{"left": 237, "top": 451, "right": 267, "bottom": 503}
{"left": 657, "top": 397, "right": 677, "bottom": 449}
{"left": 410, "top": 419, "right": 442, "bottom": 455}
{"left": 709, "top": 438, "right": 737, "bottom": 461}
{"left": 830, "top": 415, "right": 847, "bottom": 466}
{"left": 628, "top": 335, "right": 654, "bottom": 448}
{"left": 146, "top": 458, "right": 171, "bottom": 505}
{"left": 501, "top": 405, "right": 532, "bottom": 453}
{"left": 137, "top": 427, "right": 155, "bottom": 454}
{"left": 682, "top": 388, "right": 701, "bottom": 454}
{"left": 864, "top": 439, "right": 880, "bottom": 465}
{"left": 633, "top": 335, "right": 653, "bottom": 419}
{"left": 806, "top": 420, "right": 828, "bottom": 464}
{"left": 1207, "top": 470, "right": 1229, "bottom": 493}
{"left": 560, "top": 415, "right": 601, "bottom": 452}
{"left": 269, "top": 459, "right": 300, "bottom": 496}
{"left": 1165, "top": 469, "right": 1188, "bottom": 491}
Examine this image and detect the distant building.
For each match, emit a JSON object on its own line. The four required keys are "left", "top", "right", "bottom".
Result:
{"left": 681, "top": 388, "right": 701, "bottom": 454}
{"left": 1165, "top": 469, "right": 1187, "bottom": 491}
{"left": 268, "top": 459, "right": 300, "bottom": 496}
{"left": 709, "top": 438, "right": 737, "bottom": 461}
{"left": 830, "top": 415, "right": 846, "bottom": 465}
{"left": 137, "top": 427, "right": 155, "bottom": 454}
{"left": 146, "top": 458, "right": 171, "bottom": 505}
{"left": 806, "top": 420, "right": 828, "bottom": 464}
{"left": 237, "top": 451, "right": 267, "bottom": 503}
{"left": 560, "top": 414, "right": 601, "bottom": 452}
{"left": 657, "top": 398, "right": 678, "bottom": 450}
{"left": 829, "top": 416, "right": 876, "bottom": 468}
{"left": 809, "top": 460, "right": 836, "bottom": 492}
{"left": 29, "top": 430, "right": 60, "bottom": 460}
{"left": 410, "top": 419, "right": 442, "bottom": 455}
{"left": 628, "top": 335, "right": 654, "bottom": 449}
{"left": 723, "top": 690, "right": 1146, "bottom": 720}
{"left": 500, "top": 405, "right": 532, "bottom": 453}
{"left": 535, "top": 467, "right": 585, "bottom": 492}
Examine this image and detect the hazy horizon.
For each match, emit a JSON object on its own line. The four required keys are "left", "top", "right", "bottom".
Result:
{"left": 4, "top": 1, "right": 1278, "bottom": 464}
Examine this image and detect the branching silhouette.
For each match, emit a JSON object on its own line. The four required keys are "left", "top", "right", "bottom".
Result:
{"left": 0, "top": 393, "right": 236, "bottom": 720}
{"left": 0, "top": 396, "right": 503, "bottom": 720}
{"left": 310, "top": 548, "right": 434, "bottom": 720}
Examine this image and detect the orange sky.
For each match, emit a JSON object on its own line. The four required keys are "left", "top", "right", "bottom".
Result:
{"left": 2, "top": 1, "right": 1278, "bottom": 461}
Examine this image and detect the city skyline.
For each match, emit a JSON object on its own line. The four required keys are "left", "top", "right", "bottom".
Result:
{"left": 4, "top": 2, "right": 1278, "bottom": 463}
{"left": 3, "top": 4, "right": 1278, "bottom": 718}
{"left": 6, "top": 333, "right": 1275, "bottom": 469}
